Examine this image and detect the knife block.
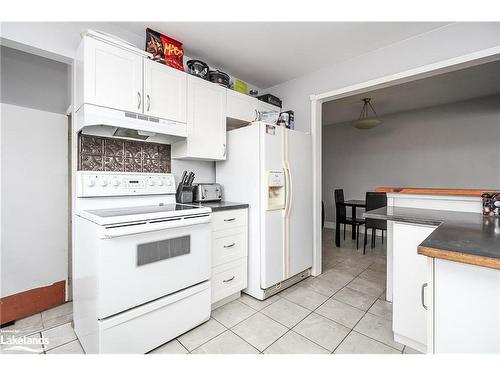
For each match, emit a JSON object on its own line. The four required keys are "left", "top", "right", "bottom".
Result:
{"left": 177, "top": 185, "right": 195, "bottom": 204}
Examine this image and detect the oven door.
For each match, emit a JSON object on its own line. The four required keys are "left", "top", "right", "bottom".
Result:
{"left": 97, "top": 221, "right": 211, "bottom": 319}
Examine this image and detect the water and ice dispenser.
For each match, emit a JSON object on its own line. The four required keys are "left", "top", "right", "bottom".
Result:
{"left": 267, "top": 171, "right": 286, "bottom": 210}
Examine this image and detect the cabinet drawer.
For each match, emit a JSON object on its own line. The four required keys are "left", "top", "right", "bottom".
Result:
{"left": 213, "top": 228, "right": 247, "bottom": 267}
{"left": 211, "top": 259, "right": 247, "bottom": 304}
{"left": 212, "top": 209, "right": 247, "bottom": 231}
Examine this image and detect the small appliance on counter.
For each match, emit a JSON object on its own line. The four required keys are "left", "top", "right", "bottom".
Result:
{"left": 257, "top": 93, "right": 282, "bottom": 108}
{"left": 176, "top": 170, "right": 196, "bottom": 203}
{"left": 194, "top": 183, "right": 223, "bottom": 202}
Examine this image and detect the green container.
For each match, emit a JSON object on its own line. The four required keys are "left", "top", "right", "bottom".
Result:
{"left": 234, "top": 79, "right": 248, "bottom": 94}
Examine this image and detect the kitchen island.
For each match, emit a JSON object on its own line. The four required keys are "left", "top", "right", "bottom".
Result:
{"left": 365, "top": 187, "right": 500, "bottom": 353}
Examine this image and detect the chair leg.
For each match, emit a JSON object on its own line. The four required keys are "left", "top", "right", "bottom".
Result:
{"left": 382, "top": 230, "right": 384, "bottom": 244}
{"left": 363, "top": 228, "right": 367, "bottom": 255}
{"left": 371, "top": 229, "right": 375, "bottom": 248}
{"left": 356, "top": 225, "right": 360, "bottom": 249}
{"left": 343, "top": 224, "right": 346, "bottom": 240}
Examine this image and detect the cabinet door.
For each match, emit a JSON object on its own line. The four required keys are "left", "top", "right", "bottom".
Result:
{"left": 186, "top": 76, "right": 227, "bottom": 160}
{"left": 84, "top": 37, "right": 143, "bottom": 113}
{"left": 143, "top": 59, "right": 187, "bottom": 122}
{"left": 392, "top": 222, "right": 436, "bottom": 352}
{"left": 227, "top": 89, "right": 258, "bottom": 122}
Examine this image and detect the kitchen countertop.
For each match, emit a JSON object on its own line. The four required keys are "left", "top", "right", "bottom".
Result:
{"left": 375, "top": 187, "right": 500, "bottom": 197}
{"left": 200, "top": 201, "right": 249, "bottom": 212}
{"left": 364, "top": 206, "right": 500, "bottom": 270}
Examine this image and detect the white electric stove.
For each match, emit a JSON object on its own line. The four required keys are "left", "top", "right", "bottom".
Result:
{"left": 73, "top": 171, "right": 212, "bottom": 354}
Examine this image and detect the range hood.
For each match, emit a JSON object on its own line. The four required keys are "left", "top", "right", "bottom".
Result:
{"left": 75, "top": 104, "right": 187, "bottom": 144}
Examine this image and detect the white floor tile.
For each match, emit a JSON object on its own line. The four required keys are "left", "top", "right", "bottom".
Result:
{"left": 1, "top": 314, "right": 43, "bottom": 337}
{"left": 264, "top": 331, "right": 329, "bottom": 354}
{"left": 149, "top": 340, "right": 188, "bottom": 354}
{"left": 315, "top": 299, "right": 365, "bottom": 329}
{"left": 354, "top": 313, "right": 404, "bottom": 351}
{"left": 334, "top": 331, "right": 400, "bottom": 354}
{"left": 46, "top": 340, "right": 84, "bottom": 354}
{"left": 238, "top": 294, "right": 281, "bottom": 311}
{"left": 41, "top": 323, "right": 77, "bottom": 351}
{"left": 41, "top": 302, "right": 73, "bottom": 324}
{"left": 293, "top": 313, "right": 350, "bottom": 351}
{"left": 177, "top": 319, "right": 226, "bottom": 352}
{"left": 300, "top": 276, "right": 344, "bottom": 297}
{"left": 368, "top": 299, "right": 393, "bottom": 321}
{"left": 318, "top": 269, "right": 355, "bottom": 287}
{"left": 282, "top": 286, "right": 329, "bottom": 310}
{"left": 333, "top": 287, "right": 378, "bottom": 311}
{"left": 192, "top": 330, "right": 258, "bottom": 354}
{"left": 211, "top": 300, "right": 256, "bottom": 328}
{"left": 231, "top": 312, "right": 288, "bottom": 352}
{"left": 348, "top": 277, "right": 385, "bottom": 297}
{"left": 261, "top": 298, "right": 310, "bottom": 328}
{"left": 403, "top": 345, "right": 424, "bottom": 354}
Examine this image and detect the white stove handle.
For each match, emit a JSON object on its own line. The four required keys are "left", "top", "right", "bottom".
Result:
{"left": 100, "top": 215, "right": 210, "bottom": 239}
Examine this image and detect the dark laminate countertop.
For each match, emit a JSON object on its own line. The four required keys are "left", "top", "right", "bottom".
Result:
{"left": 201, "top": 201, "right": 249, "bottom": 212}
{"left": 364, "top": 207, "right": 500, "bottom": 270}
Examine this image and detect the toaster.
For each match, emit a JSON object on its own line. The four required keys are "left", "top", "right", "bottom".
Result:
{"left": 194, "top": 183, "right": 223, "bottom": 202}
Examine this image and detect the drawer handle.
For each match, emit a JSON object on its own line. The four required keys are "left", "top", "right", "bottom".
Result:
{"left": 224, "top": 218, "right": 236, "bottom": 222}
{"left": 421, "top": 283, "right": 428, "bottom": 310}
{"left": 224, "top": 243, "right": 236, "bottom": 248}
{"left": 223, "top": 276, "right": 235, "bottom": 283}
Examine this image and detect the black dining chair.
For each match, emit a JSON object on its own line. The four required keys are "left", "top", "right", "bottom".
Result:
{"left": 364, "top": 192, "right": 387, "bottom": 254}
{"left": 334, "top": 189, "right": 365, "bottom": 249}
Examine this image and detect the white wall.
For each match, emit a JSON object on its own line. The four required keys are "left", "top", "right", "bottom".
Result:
{"left": 264, "top": 23, "right": 500, "bottom": 132}
{"left": 171, "top": 159, "right": 215, "bottom": 184}
{"left": 1, "top": 46, "right": 71, "bottom": 114}
{"left": 322, "top": 95, "right": 500, "bottom": 222}
{"left": 1, "top": 104, "right": 68, "bottom": 297}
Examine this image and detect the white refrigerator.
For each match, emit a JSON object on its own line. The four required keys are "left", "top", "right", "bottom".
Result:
{"left": 216, "top": 122, "right": 313, "bottom": 300}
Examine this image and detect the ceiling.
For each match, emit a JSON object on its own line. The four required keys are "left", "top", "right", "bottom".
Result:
{"left": 322, "top": 59, "right": 500, "bottom": 126}
{"left": 113, "top": 22, "right": 449, "bottom": 88}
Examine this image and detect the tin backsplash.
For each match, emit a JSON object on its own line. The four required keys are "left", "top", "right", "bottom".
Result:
{"left": 78, "top": 134, "right": 171, "bottom": 173}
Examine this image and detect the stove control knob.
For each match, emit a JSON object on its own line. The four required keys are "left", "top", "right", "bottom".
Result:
{"left": 148, "top": 180, "right": 155, "bottom": 186}
{"left": 158, "top": 180, "right": 164, "bottom": 186}
{"left": 87, "top": 179, "right": 95, "bottom": 187}
{"left": 100, "top": 179, "right": 108, "bottom": 187}
{"left": 112, "top": 180, "right": 120, "bottom": 187}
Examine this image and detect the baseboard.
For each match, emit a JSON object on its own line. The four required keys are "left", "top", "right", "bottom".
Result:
{"left": 324, "top": 221, "right": 383, "bottom": 236}
{"left": 0, "top": 280, "right": 66, "bottom": 325}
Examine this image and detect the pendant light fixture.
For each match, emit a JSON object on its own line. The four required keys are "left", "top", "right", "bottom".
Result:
{"left": 352, "top": 98, "right": 383, "bottom": 129}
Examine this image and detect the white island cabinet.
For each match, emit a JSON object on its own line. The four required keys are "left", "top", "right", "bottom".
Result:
{"left": 428, "top": 258, "right": 500, "bottom": 353}
{"left": 383, "top": 191, "right": 483, "bottom": 353}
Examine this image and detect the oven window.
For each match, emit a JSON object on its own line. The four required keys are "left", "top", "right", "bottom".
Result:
{"left": 137, "top": 235, "right": 190, "bottom": 266}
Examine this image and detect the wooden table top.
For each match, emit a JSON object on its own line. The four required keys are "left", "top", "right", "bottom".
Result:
{"left": 375, "top": 187, "right": 500, "bottom": 197}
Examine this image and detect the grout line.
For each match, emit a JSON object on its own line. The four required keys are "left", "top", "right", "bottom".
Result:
{"left": 44, "top": 338, "right": 79, "bottom": 354}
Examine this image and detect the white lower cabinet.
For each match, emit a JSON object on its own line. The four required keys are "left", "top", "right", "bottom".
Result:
{"left": 428, "top": 258, "right": 500, "bottom": 353}
{"left": 210, "top": 209, "right": 248, "bottom": 306}
{"left": 392, "top": 222, "right": 436, "bottom": 353}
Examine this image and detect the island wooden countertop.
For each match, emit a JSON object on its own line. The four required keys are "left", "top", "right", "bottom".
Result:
{"left": 375, "top": 187, "right": 500, "bottom": 197}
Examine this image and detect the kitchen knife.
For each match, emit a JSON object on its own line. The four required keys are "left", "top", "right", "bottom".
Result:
{"left": 180, "top": 171, "right": 188, "bottom": 186}
{"left": 186, "top": 172, "right": 195, "bottom": 186}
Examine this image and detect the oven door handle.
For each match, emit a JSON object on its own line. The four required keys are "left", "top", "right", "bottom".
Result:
{"left": 100, "top": 215, "right": 210, "bottom": 239}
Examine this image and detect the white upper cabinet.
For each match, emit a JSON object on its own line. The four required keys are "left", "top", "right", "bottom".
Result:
{"left": 172, "top": 76, "right": 227, "bottom": 160}
{"left": 226, "top": 90, "right": 258, "bottom": 123}
{"left": 79, "top": 37, "right": 144, "bottom": 113}
{"left": 143, "top": 59, "right": 187, "bottom": 123}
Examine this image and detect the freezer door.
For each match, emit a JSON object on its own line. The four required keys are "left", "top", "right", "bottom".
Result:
{"left": 286, "top": 129, "right": 313, "bottom": 277}
{"left": 261, "top": 124, "right": 285, "bottom": 288}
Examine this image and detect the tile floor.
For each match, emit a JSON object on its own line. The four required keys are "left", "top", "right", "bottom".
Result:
{"left": 0, "top": 228, "right": 423, "bottom": 355}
